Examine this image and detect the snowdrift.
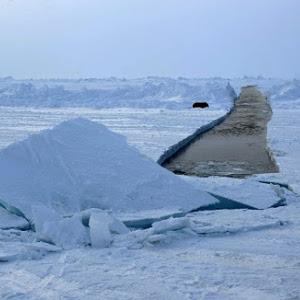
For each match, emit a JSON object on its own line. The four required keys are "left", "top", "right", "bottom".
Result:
{"left": 0, "top": 118, "right": 217, "bottom": 221}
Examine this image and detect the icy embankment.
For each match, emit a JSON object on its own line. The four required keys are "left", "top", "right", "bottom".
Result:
{"left": 0, "top": 118, "right": 218, "bottom": 249}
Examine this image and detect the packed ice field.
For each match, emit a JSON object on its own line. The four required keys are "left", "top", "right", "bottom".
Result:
{"left": 0, "top": 77, "right": 299, "bottom": 299}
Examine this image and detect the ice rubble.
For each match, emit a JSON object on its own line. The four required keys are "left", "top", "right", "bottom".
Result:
{"left": 0, "top": 117, "right": 216, "bottom": 219}
{"left": 0, "top": 240, "right": 61, "bottom": 262}
{"left": 1, "top": 76, "right": 300, "bottom": 110}
{"left": 32, "top": 205, "right": 90, "bottom": 249}
{"left": 88, "top": 209, "right": 129, "bottom": 248}
{"left": 0, "top": 118, "right": 218, "bottom": 248}
{"left": 0, "top": 77, "right": 235, "bottom": 110}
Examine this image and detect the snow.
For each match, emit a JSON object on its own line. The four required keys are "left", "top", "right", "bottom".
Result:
{"left": 264, "top": 108, "right": 300, "bottom": 193}
{"left": 0, "top": 76, "right": 299, "bottom": 299}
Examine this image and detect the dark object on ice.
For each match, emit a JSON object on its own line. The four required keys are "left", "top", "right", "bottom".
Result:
{"left": 192, "top": 102, "right": 209, "bottom": 109}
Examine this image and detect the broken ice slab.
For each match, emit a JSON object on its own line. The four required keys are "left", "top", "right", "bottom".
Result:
{"left": 31, "top": 206, "right": 130, "bottom": 249}
{"left": 181, "top": 176, "right": 287, "bottom": 209}
{"left": 115, "top": 188, "right": 284, "bottom": 231}
{"left": 116, "top": 208, "right": 186, "bottom": 229}
{"left": 32, "top": 205, "right": 90, "bottom": 249}
{"left": 0, "top": 241, "right": 61, "bottom": 263}
{"left": 86, "top": 209, "right": 129, "bottom": 248}
{"left": 188, "top": 208, "right": 289, "bottom": 236}
{"left": 0, "top": 207, "right": 29, "bottom": 230}
{"left": 151, "top": 217, "right": 191, "bottom": 234}
{"left": 0, "top": 118, "right": 217, "bottom": 221}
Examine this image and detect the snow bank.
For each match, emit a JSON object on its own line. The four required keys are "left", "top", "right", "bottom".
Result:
{"left": 0, "top": 118, "right": 217, "bottom": 222}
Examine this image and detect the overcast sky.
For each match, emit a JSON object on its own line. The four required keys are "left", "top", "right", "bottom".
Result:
{"left": 0, "top": 0, "right": 299, "bottom": 79}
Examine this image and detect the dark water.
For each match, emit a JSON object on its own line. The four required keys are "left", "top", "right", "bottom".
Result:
{"left": 163, "top": 86, "right": 279, "bottom": 178}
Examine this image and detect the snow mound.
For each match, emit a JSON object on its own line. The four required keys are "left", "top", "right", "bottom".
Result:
{"left": 0, "top": 118, "right": 217, "bottom": 221}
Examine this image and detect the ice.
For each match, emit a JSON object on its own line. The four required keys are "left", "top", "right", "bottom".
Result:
{"left": 152, "top": 217, "right": 191, "bottom": 234}
{"left": 79, "top": 208, "right": 129, "bottom": 234}
{"left": 0, "top": 77, "right": 299, "bottom": 298}
{"left": 0, "top": 118, "right": 217, "bottom": 222}
{"left": 227, "top": 77, "right": 300, "bottom": 111}
{"left": 32, "top": 205, "right": 89, "bottom": 249}
{"left": 0, "top": 207, "right": 29, "bottom": 230}
{"left": 89, "top": 215, "right": 111, "bottom": 248}
{"left": 0, "top": 107, "right": 227, "bottom": 162}
{"left": 82, "top": 209, "right": 129, "bottom": 248}
{"left": 0, "top": 241, "right": 61, "bottom": 262}
{"left": 188, "top": 208, "right": 289, "bottom": 236}
{"left": 113, "top": 216, "right": 195, "bottom": 249}
{"left": 116, "top": 208, "right": 185, "bottom": 229}
{"left": 182, "top": 176, "right": 286, "bottom": 209}
{"left": 0, "top": 77, "right": 235, "bottom": 110}
{"left": 15, "top": 206, "right": 128, "bottom": 249}
{"left": 88, "top": 211, "right": 113, "bottom": 248}
{"left": 1, "top": 76, "right": 300, "bottom": 111}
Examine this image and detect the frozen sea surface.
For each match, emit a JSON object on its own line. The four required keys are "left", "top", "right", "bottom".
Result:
{"left": 0, "top": 106, "right": 225, "bottom": 161}
{"left": 0, "top": 80, "right": 299, "bottom": 299}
